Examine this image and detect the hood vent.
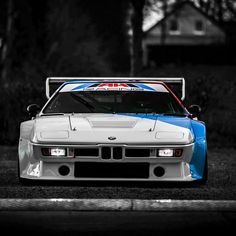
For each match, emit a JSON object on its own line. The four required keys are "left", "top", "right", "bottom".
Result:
{"left": 90, "top": 120, "right": 137, "bottom": 128}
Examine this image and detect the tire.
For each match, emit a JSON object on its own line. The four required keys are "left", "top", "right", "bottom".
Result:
{"left": 195, "top": 154, "right": 208, "bottom": 185}
{"left": 17, "top": 158, "right": 30, "bottom": 185}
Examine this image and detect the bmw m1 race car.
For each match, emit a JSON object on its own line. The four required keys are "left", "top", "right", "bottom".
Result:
{"left": 18, "top": 77, "right": 207, "bottom": 183}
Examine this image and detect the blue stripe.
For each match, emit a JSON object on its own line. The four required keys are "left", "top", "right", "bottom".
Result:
{"left": 117, "top": 113, "right": 191, "bottom": 130}
{"left": 135, "top": 84, "right": 156, "bottom": 91}
{"left": 189, "top": 120, "right": 207, "bottom": 179}
{"left": 64, "top": 80, "right": 96, "bottom": 84}
{"left": 116, "top": 113, "right": 207, "bottom": 180}
{"left": 71, "top": 83, "right": 93, "bottom": 91}
{"left": 117, "top": 113, "right": 158, "bottom": 120}
{"left": 157, "top": 117, "right": 191, "bottom": 129}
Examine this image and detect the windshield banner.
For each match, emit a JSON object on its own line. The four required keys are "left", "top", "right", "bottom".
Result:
{"left": 60, "top": 83, "right": 169, "bottom": 92}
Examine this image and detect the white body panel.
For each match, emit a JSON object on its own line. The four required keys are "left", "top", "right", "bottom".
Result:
{"left": 19, "top": 114, "right": 195, "bottom": 181}
{"left": 18, "top": 78, "right": 206, "bottom": 182}
{"left": 33, "top": 114, "right": 192, "bottom": 145}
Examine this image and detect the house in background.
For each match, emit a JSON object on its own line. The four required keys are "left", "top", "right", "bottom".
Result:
{"left": 143, "top": 1, "right": 227, "bottom": 66}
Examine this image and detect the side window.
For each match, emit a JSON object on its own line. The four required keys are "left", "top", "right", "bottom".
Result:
{"left": 169, "top": 19, "right": 180, "bottom": 34}
{"left": 194, "top": 20, "right": 205, "bottom": 34}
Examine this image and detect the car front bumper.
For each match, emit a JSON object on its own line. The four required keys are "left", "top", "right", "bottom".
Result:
{"left": 19, "top": 141, "right": 197, "bottom": 181}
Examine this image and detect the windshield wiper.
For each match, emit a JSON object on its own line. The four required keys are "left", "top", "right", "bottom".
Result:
{"left": 41, "top": 113, "right": 65, "bottom": 116}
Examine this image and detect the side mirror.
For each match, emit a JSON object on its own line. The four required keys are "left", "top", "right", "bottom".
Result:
{"left": 188, "top": 104, "right": 201, "bottom": 118}
{"left": 27, "top": 104, "right": 40, "bottom": 118}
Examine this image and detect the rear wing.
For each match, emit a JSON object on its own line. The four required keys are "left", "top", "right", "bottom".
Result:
{"left": 46, "top": 77, "right": 185, "bottom": 100}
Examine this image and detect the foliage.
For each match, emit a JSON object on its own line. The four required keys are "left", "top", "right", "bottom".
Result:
{"left": 145, "top": 0, "right": 236, "bottom": 22}
{"left": 0, "top": 1, "right": 235, "bottom": 147}
{"left": 0, "top": 65, "right": 235, "bottom": 147}
{"left": 0, "top": 0, "right": 115, "bottom": 83}
{"left": 142, "top": 65, "right": 236, "bottom": 148}
{"left": 194, "top": 0, "right": 236, "bottom": 22}
{"left": 0, "top": 0, "right": 117, "bottom": 144}
{"left": 0, "top": 80, "right": 45, "bottom": 144}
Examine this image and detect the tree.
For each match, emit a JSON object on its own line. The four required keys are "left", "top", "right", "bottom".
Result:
{"left": 1, "top": 0, "right": 14, "bottom": 87}
{"left": 129, "top": 0, "right": 145, "bottom": 76}
{"left": 128, "top": 0, "right": 179, "bottom": 75}
{"left": 194, "top": 0, "right": 236, "bottom": 22}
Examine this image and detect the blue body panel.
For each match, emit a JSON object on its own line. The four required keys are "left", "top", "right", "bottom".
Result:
{"left": 189, "top": 120, "right": 207, "bottom": 179}
{"left": 117, "top": 113, "right": 207, "bottom": 180}
{"left": 58, "top": 81, "right": 207, "bottom": 181}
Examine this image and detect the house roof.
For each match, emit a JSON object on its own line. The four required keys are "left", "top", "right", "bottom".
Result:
{"left": 144, "top": 1, "right": 226, "bottom": 36}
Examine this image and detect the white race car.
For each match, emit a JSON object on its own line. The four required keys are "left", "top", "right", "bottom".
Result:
{"left": 18, "top": 77, "right": 207, "bottom": 183}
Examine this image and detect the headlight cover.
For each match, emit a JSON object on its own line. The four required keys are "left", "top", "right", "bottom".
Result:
{"left": 157, "top": 148, "right": 183, "bottom": 157}
{"left": 41, "top": 148, "right": 67, "bottom": 157}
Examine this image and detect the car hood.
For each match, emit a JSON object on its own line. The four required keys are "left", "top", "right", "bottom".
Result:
{"left": 33, "top": 114, "right": 194, "bottom": 145}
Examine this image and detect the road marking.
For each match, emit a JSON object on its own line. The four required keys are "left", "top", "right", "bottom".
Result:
{"left": 0, "top": 199, "right": 236, "bottom": 211}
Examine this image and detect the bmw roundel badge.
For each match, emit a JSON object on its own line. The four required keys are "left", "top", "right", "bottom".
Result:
{"left": 108, "top": 136, "right": 116, "bottom": 140}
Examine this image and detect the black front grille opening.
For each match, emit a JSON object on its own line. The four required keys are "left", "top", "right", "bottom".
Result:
{"left": 101, "top": 147, "right": 111, "bottom": 159}
{"left": 74, "top": 148, "right": 99, "bottom": 157}
{"left": 125, "top": 149, "right": 150, "bottom": 157}
{"left": 113, "top": 147, "right": 123, "bottom": 159}
{"left": 75, "top": 162, "right": 150, "bottom": 178}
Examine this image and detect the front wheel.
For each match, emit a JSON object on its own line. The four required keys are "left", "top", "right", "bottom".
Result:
{"left": 195, "top": 154, "right": 208, "bottom": 185}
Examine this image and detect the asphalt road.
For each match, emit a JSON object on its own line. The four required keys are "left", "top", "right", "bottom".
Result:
{"left": 0, "top": 146, "right": 236, "bottom": 199}
{"left": 1, "top": 211, "right": 236, "bottom": 236}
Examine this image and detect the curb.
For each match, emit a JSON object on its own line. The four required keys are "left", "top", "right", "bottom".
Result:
{"left": 1, "top": 199, "right": 236, "bottom": 211}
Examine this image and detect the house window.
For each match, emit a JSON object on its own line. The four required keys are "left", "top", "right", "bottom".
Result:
{"left": 194, "top": 20, "right": 205, "bottom": 34}
{"left": 169, "top": 19, "right": 180, "bottom": 34}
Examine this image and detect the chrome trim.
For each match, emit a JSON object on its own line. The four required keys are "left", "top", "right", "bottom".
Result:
{"left": 30, "top": 141, "right": 194, "bottom": 148}
{"left": 32, "top": 142, "right": 194, "bottom": 161}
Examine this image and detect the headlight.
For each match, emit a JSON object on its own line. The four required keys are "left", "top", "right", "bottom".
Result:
{"left": 158, "top": 149, "right": 173, "bottom": 157}
{"left": 41, "top": 148, "right": 66, "bottom": 157}
{"left": 157, "top": 148, "right": 183, "bottom": 157}
{"left": 51, "top": 148, "right": 66, "bottom": 156}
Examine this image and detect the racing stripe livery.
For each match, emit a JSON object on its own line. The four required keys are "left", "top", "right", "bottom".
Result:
{"left": 18, "top": 79, "right": 207, "bottom": 182}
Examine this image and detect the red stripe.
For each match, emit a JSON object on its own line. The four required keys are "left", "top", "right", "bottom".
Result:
{"left": 162, "top": 82, "right": 187, "bottom": 111}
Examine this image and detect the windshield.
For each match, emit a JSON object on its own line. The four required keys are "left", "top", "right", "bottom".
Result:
{"left": 43, "top": 91, "right": 185, "bottom": 115}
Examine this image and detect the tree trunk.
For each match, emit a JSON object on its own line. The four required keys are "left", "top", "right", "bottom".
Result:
{"left": 130, "top": 0, "right": 145, "bottom": 77}
{"left": 160, "top": 0, "right": 167, "bottom": 45}
{"left": 1, "top": 0, "right": 14, "bottom": 87}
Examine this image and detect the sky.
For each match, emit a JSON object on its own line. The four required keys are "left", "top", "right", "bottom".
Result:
{"left": 143, "top": 10, "right": 163, "bottom": 31}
